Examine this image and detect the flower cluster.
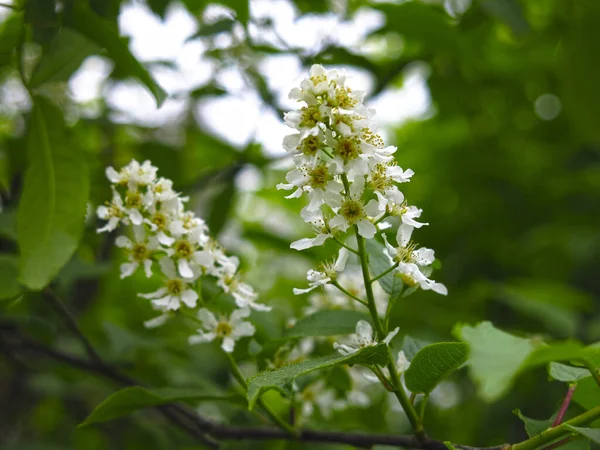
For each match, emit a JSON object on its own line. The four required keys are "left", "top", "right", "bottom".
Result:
{"left": 97, "top": 159, "right": 267, "bottom": 352}
{"left": 279, "top": 64, "right": 447, "bottom": 303}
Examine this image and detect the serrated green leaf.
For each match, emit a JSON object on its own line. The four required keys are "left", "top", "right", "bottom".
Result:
{"left": 17, "top": 97, "right": 89, "bottom": 290}
{"left": 402, "top": 335, "right": 431, "bottom": 360}
{"left": 0, "top": 255, "right": 21, "bottom": 299}
{"left": 565, "top": 425, "right": 600, "bottom": 443}
{"left": 404, "top": 342, "right": 468, "bottom": 394}
{"left": 549, "top": 363, "right": 591, "bottom": 383}
{"left": 29, "top": 28, "right": 100, "bottom": 88}
{"left": 285, "top": 310, "right": 370, "bottom": 338}
{"left": 66, "top": 5, "right": 167, "bottom": 107}
{"left": 247, "top": 344, "right": 388, "bottom": 409}
{"left": 366, "top": 239, "right": 402, "bottom": 297}
{"left": 80, "top": 386, "right": 238, "bottom": 427}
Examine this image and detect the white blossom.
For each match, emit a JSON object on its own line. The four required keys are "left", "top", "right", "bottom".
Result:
{"left": 333, "top": 320, "right": 399, "bottom": 356}
{"left": 138, "top": 257, "right": 199, "bottom": 311}
{"left": 188, "top": 308, "right": 255, "bottom": 353}
{"left": 115, "top": 225, "right": 159, "bottom": 278}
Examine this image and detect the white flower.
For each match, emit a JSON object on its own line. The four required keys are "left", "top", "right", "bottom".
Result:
{"left": 329, "top": 176, "right": 380, "bottom": 239}
{"left": 298, "top": 380, "right": 344, "bottom": 420}
{"left": 115, "top": 225, "right": 159, "bottom": 278}
{"left": 401, "top": 205, "right": 428, "bottom": 229}
{"left": 293, "top": 249, "right": 349, "bottom": 295}
{"left": 333, "top": 320, "right": 399, "bottom": 355}
{"left": 217, "top": 255, "right": 271, "bottom": 311}
{"left": 106, "top": 159, "right": 157, "bottom": 189}
{"left": 188, "top": 308, "right": 255, "bottom": 353}
{"left": 291, "top": 209, "right": 333, "bottom": 251}
{"left": 97, "top": 190, "right": 130, "bottom": 233}
{"left": 363, "top": 350, "right": 411, "bottom": 383}
{"left": 383, "top": 228, "right": 447, "bottom": 296}
{"left": 138, "top": 257, "right": 198, "bottom": 310}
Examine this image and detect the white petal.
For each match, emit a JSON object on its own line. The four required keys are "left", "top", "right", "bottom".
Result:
{"left": 397, "top": 224, "right": 414, "bottom": 247}
{"left": 431, "top": 283, "right": 448, "bottom": 296}
{"left": 197, "top": 308, "right": 218, "bottom": 328}
{"left": 115, "top": 236, "right": 132, "bottom": 248}
{"left": 143, "top": 259, "right": 153, "bottom": 278}
{"left": 329, "top": 214, "right": 349, "bottom": 231}
{"left": 230, "top": 307, "right": 251, "bottom": 323}
{"left": 119, "top": 262, "right": 137, "bottom": 279}
{"left": 178, "top": 259, "right": 195, "bottom": 279}
{"left": 144, "top": 313, "right": 170, "bottom": 329}
{"left": 349, "top": 176, "right": 365, "bottom": 200}
{"left": 364, "top": 199, "right": 381, "bottom": 217}
{"left": 180, "top": 289, "right": 198, "bottom": 308}
{"left": 383, "top": 327, "right": 400, "bottom": 345}
{"left": 355, "top": 320, "right": 373, "bottom": 341}
{"left": 158, "top": 232, "right": 175, "bottom": 246}
{"left": 233, "top": 321, "right": 256, "bottom": 338}
{"left": 293, "top": 286, "right": 318, "bottom": 295}
{"left": 356, "top": 219, "right": 376, "bottom": 239}
{"left": 221, "top": 337, "right": 235, "bottom": 353}
{"left": 334, "top": 248, "right": 349, "bottom": 272}
{"left": 129, "top": 209, "right": 143, "bottom": 225}
{"left": 189, "top": 332, "right": 216, "bottom": 345}
{"left": 290, "top": 234, "right": 330, "bottom": 250}
{"left": 138, "top": 287, "right": 168, "bottom": 299}
{"left": 105, "top": 166, "right": 121, "bottom": 183}
{"left": 159, "top": 257, "right": 177, "bottom": 278}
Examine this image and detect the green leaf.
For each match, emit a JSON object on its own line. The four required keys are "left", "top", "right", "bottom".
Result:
{"left": 402, "top": 335, "right": 431, "bottom": 360}
{"left": 285, "top": 310, "right": 370, "bottom": 338}
{"left": 0, "top": 255, "right": 21, "bottom": 299}
{"left": 0, "top": 13, "right": 23, "bottom": 68}
{"left": 456, "top": 322, "right": 600, "bottom": 402}
{"left": 247, "top": 344, "right": 388, "bottom": 409}
{"left": 66, "top": 5, "right": 167, "bottom": 107}
{"left": 549, "top": 362, "right": 591, "bottom": 383}
{"left": 29, "top": 28, "right": 100, "bottom": 88}
{"left": 80, "top": 386, "right": 237, "bottom": 427}
{"left": 17, "top": 97, "right": 89, "bottom": 290}
{"left": 221, "top": 0, "right": 249, "bottom": 24}
{"left": 573, "top": 377, "right": 600, "bottom": 410}
{"left": 455, "top": 321, "right": 536, "bottom": 401}
{"left": 565, "top": 425, "right": 600, "bottom": 443}
{"left": 188, "top": 18, "right": 236, "bottom": 40}
{"left": 404, "top": 342, "right": 468, "bottom": 394}
{"left": 366, "top": 239, "right": 402, "bottom": 297}
{"left": 206, "top": 171, "right": 239, "bottom": 236}
{"left": 513, "top": 409, "right": 555, "bottom": 437}
{"left": 481, "top": 0, "right": 530, "bottom": 36}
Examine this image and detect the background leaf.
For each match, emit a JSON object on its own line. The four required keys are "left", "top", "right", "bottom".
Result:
{"left": 548, "top": 363, "right": 591, "bottom": 383}
{"left": 366, "top": 239, "right": 402, "bottom": 297}
{"left": 17, "top": 97, "right": 89, "bottom": 290}
{"left": 0, "top": 254, "right": 21, "bottom": 299}
{"left": 80, "top": 386, "right": 238, "bottom": 427}
{"left": 284, "top": 310, "right": 370, "bottom": 338}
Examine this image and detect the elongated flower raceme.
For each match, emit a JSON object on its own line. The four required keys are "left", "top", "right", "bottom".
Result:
{"left": 97, "top": 159, "right": 268, "bottom": 352}
{"left": 279, "top": 64, "right": 447, "bottom": 345}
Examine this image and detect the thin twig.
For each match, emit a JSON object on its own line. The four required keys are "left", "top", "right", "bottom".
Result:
{"left": 331, "top": 281, "right": 368, "bottom": 306}
{"left": 0, "top": 326, "right": 512, "bottom": 450}
{"left": 44, "top": 288, "right": 105, "bottom": 366}
{"left": 371, "top": 262, "right": 399, "bottom": 283}
{"left": 552, "top": 384, "right": 576, "bottom": 427}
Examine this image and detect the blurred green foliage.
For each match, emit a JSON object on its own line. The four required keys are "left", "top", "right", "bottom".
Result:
{"left": 1, "top": 0, "right": 600, "bottom": 448}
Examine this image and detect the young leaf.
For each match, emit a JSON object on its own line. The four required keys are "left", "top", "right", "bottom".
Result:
{"left": 247, "top": 344, "right": 388, "bottom": 409}
{"left": 455, "top": 321, "right": 536, "bottom": 401}
{"left": 513, "top": 409, "right": 556, "bottom": 437}
{"left": 573, "top": 377, "right": 600, "bottom": 411}
{"left": 17, "top": 97, "right": 89, "bottom": 290}
{"left": 565, "top": 425, "right": 600, "bottom": 444}
{"left": 29, "top": 28, "right": 100, "bottom": 88}
{"left": 80, "top": 386, "right": 238, "bottom": 427}
{"left": 404, "top": 342, "right": 469, "bottom": 394}
{"left": 285, "top": 310, "right": 370, "bottom": 338}
{"left": 549, "top": 362, "right": 591, "bottom": 383}
{"left": 0, "top": 255, "right": 21, "bottom": 299}
{"left": 366, "top": 239, "right": 402, "bottom": 297}
{"left": 65, "top": 5, "right": 167, "bottom": 107}
{"left": 403, "top": 335, "right": 431, "bottom": 360}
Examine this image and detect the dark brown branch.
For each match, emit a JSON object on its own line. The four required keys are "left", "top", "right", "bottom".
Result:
{"left": 0, "top": 326, "right": 509, "bottom": 450}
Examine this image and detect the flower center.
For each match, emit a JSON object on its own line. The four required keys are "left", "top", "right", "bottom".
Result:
{"left": 370, "top": 166, "right": 392, "bottom": 191}
{"left": 336, "top": 137, "right": 360, "bottom": 161}
{"left": 332, "top": 86, "right": 357, "bottom": 109}
{"left": 132, "top": 243, "right": 148, "bottom": 262}
{"left": 174, "top": 240, "right": 193, "bottom": 259}
{"left": 152, "top": 212, "right": 167, "bottom": 230}
{"left": 299, "top": 106, "right": 322, "bottom": 129}
{"left": 215, "top": 321, "right": 232, "bottom": 337}
{"left": 167, "top": 279, "right": 183, "bottom": 295}
{"left": 125, "top": 191, "right": 143, "bottom": 209}
{"left": 309, "top": 166, "right": 329, "bottom": 189}
{"left": 340, "top": 199, "right": 364, "bottom": 223}
{"left": 400, "top": 273, "right": 418, "bottom": 288}
{"left": 299, "top": 135, "right": 320, "bottom": 156}
{"left": 361, "top": 128, "right": 384, "bottom": 148}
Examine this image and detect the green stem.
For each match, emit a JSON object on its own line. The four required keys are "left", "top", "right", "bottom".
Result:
{"left": 224, "top": 352, "right": 297, "bottom": 435}
{"left": 511, "top": 405, "right": 600, "bottom": 450}
{"left": 369, "top": 365, "right": 394, "bottom": 391}
{"left": 354, "top": 230, "right": 385, "bottom": 338}
{"left": 332, "top": 236, "right": 359, "bottom": 255}
{"left": 0, "top": 2, "right": 20, "bottom": 9}
{"left": 583, "top": 360, "right": 600, "bottom": 389}
{"left": 419, "top": 395, "right": 429, "bottom": 423}
{"left": 331, "top": 281, "right": 368, "bottom": 307}
{"left": 386, "top": 346, "right": 426, "bottom": 440}
{"left": 371, "top": 262, "right": 399, "bottom": 283}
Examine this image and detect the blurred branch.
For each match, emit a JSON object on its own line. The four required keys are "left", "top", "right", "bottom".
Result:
{"left": 0, "top": 323, "right": 510, "bottom": 450}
